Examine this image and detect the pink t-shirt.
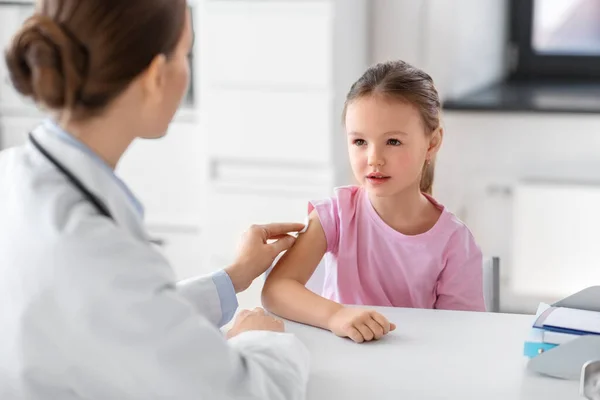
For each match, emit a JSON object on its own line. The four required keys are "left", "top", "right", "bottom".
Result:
{"left": 309, "top": 186, "right": 485, "bottom": 312}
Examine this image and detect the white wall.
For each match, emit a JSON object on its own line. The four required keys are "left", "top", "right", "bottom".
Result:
{"left": 371, "top": 0, "right": 509, "bottom": 99}
{"left": 370, "top": 0, "right": 426, "bottom": 68}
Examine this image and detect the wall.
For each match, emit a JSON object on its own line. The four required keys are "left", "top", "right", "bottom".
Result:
{"left": 370, "top": 0, "right": 509, "bottom": 99}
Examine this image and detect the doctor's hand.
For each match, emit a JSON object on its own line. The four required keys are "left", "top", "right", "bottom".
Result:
{"left": 327, "top": 307, "right": 397, "bottom": 344}
{"left": 226, "top": 222, "right": 305, "bottom": 293}
{"left": 226, "top": 307, "right": 285, "bottom": 339}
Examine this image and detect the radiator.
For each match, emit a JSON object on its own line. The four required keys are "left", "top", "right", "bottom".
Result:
{"left": 511, "top": 181, "right": 600, "bottom": 299}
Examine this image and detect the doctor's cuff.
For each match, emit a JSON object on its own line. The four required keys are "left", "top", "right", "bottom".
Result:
{"left": 211, "top": 269, "right": 239, "bottom": 326}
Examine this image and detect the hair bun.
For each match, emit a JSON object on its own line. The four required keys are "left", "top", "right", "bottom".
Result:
{"left": 4, "top": 14, "right": 87, "bottom": 110}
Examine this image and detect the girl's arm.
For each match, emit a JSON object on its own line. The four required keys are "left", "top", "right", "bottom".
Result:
{"left": 262, "top": 211, "right": 396, "bottom": 342}
{"left": 435, "top": 228, "right": 486, "bottom": 312}
{"left": 261, "top": 210, "right": 342, "bottom": 330}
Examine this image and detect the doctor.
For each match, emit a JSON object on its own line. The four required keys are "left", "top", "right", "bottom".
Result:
{"left": 0, "top": 1, "right": 309, "bottom": 399}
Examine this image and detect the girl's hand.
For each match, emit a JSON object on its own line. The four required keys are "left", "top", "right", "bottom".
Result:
{"left": 327, "top": 307, "right": 396, "bottom": 343}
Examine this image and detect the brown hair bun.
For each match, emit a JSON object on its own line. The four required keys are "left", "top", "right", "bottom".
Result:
{"left": 4, "top": 14, "right": 87, "bottom": 110}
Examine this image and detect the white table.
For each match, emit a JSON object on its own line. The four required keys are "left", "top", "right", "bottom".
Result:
{"left": 285, "top": 307, "right": 582, "bottom": 400}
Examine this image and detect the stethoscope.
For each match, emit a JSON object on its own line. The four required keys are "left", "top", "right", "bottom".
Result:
{"left": 28, "top": 133, "right": 115, "bottom": 221}
{"left": 28, "top": 133, "right": 166, "bottom": 245}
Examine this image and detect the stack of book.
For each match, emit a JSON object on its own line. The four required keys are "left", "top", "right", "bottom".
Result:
{"left": 524, "top": 303, "right": 600, "bottom": 358}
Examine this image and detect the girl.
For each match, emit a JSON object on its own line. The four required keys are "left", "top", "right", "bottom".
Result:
{"left": 262, "top": 60, "right": 485, "bottom": 344}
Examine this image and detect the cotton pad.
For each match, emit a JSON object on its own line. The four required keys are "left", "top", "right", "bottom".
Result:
{"left": 296, "top": 216, "right": 309, "bottom": 235}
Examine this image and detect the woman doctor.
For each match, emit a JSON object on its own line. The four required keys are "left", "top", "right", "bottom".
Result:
{"left": 0, "top": 1, "right": 309, "bottom": 399}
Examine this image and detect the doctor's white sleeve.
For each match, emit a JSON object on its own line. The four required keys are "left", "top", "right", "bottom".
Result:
{"left": 66, "top": 226, "right": 311, "bottom": 400}
{"left": 176, "top": 269, "right": 239, "bottom": 327}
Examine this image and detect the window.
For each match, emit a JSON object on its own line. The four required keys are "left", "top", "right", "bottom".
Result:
{"left": 510, "top": 0, "right": 600, "bottom": 80}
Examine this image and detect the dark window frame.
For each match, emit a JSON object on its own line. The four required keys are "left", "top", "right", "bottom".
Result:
{"left": 509, "top": 0, "right": 600, "bottom": 81}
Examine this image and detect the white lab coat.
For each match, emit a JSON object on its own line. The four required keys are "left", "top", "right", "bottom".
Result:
{"left": 0, "top": 124, "right": 310, "bottom": 399}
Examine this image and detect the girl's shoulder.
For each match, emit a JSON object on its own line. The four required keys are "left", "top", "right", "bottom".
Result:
{"left": 333, "top": 185, "right": 363, "bottom": 205}
{"left": 422, "top": 193, "right": 479, "bottom": 245}
{"left": 309, "top": 185, "right": 363, "bottom": 215}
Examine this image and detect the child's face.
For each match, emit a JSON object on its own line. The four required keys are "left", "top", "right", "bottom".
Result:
{"left": 345, "top": 95, "right": 438, "bottom": 198}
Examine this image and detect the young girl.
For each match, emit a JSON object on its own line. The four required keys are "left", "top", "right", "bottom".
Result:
{"left": 262, "top": 60, "right": 485, "bottom": 343}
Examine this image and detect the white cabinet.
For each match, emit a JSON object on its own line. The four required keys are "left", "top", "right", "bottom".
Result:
{"left": 204, "top": 90, "right": 332, "bottom": 163}
{"left": 117, "top": 121, "right": 205, "bottom": 227}
{"left": 117, "top": 120, "right": 209, "bottom": 279}
{"left": 147, "top": 225, "right": 205, "bottom": 280}
{"left": 198, "top": 0, "right": 369, "bottom": 309}
{"left": 202, "top": 1, "right": 333, "bottom": 89}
